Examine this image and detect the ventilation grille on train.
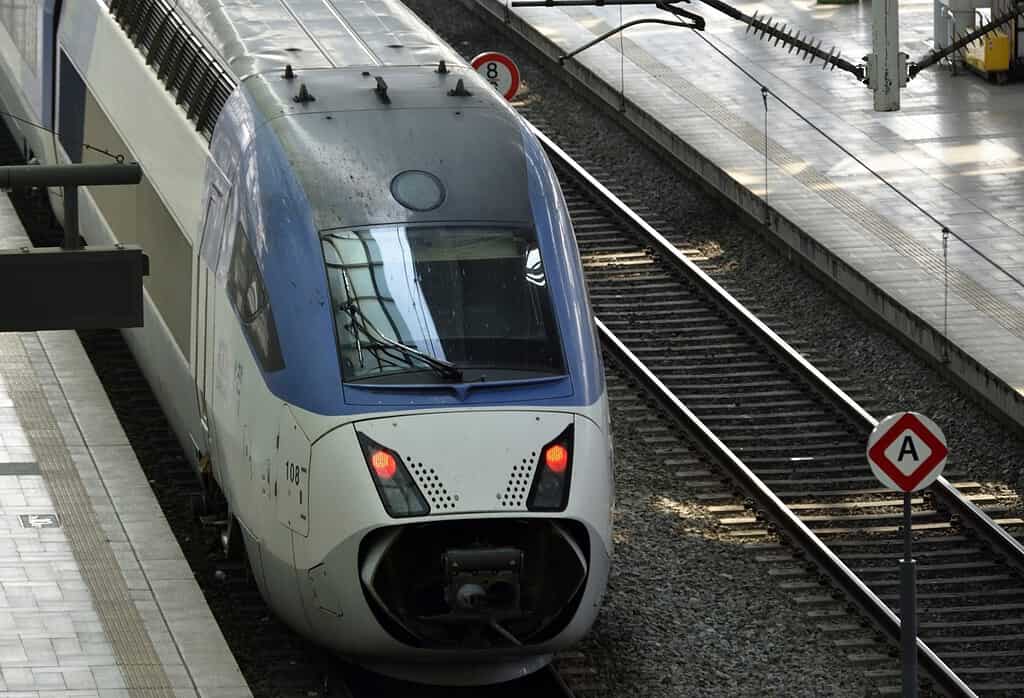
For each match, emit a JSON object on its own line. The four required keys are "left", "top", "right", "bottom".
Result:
{"left": 108, "top": 0, "right": 236, "bottom": 141}
{"left": 500, "top": 452, "right": 537, "bottom": 509}
{"left": 407, "top": 461, "right": 458, "bottom": 512}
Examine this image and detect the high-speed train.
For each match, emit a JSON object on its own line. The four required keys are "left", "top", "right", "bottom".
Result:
{"left": 0, "top": 0, "right": 613, "bottom": 684}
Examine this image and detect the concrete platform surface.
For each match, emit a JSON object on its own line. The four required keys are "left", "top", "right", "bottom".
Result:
{"left": 0, "top": 195, "right": 250, "bottom": 698}
{"left": 472, "top": 0, "right": 1024, "bottom": 428}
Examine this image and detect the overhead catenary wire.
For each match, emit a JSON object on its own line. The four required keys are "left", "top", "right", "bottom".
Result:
{"left": 691, "top": 29, "right": 1024, "bottom": 293}
{"left": 0, "top": 108, "right": 125, "bottom": 163}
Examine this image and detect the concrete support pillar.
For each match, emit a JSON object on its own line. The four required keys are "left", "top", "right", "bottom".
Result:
{"left": 872, "top": 0, "right": 902, "bottom": 110}
{"left": 933, "top": 0, "right": 949, "bottom": 50}
{"left": 947, "top": 0, "right": 977, "bottom": 34}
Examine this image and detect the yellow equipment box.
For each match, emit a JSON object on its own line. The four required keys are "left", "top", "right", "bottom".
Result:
{"left": 965, "top": 29, "right": 1012, "bottom": 73}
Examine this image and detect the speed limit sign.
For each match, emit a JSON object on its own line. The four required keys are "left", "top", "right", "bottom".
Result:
{"left": 471, "top": 52, "right": 521, "bottom": 101}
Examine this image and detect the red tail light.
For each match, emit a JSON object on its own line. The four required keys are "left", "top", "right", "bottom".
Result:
{"left": 358, "top": 434, "right": 429, "bottom": 518}
{"left": 528, "top": 426, "right": 574, "bottom": 512}
{"left": 544, "top": 444, "right": 569, "bottom": 473}
{"left": 371, "top": 450, "right": 397, "bottom": 480}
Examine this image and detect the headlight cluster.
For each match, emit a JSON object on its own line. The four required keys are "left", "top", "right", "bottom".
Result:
{"left": 357, "top": 433, "right": 429, "bottom": 518}
{"left": 527, "top": 425, "right": 573, "bottom": 512}
{"left": 358, "top": 423, "right": 574, "bottom": 517}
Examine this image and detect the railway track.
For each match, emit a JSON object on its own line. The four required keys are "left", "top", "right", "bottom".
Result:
{"left": 520, "top": 112, "right": 1024, "bottom": 696}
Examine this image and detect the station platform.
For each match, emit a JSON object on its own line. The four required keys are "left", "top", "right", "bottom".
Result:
{"left": 0, "top": 199, "right": 249, "bottom": 695}
{"left": 470, "top": 0, "right": 1024, "bottom": 429}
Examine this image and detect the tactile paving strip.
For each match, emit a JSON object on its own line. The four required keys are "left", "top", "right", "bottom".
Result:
{"left": 0, "top": 332, "right": 175, "bottom": 696}
{"left": 557, "top": 9, "right": 1024, "bottom": 342}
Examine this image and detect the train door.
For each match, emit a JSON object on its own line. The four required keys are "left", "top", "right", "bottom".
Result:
{"left": 193, "top": 177, "right": 230, "bottom": 457}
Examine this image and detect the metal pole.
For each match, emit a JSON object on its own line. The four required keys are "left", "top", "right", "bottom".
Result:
{"left": 901, "top": 492, "right": 918, "bottom": 698}
{"left": 62, "top": 186, "right": 80, "bottom": 251}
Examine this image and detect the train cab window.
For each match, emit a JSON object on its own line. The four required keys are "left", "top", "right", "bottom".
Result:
{"left": 322, "top": 225, "right": 565, "bottom": 385}
{"left": 227, "top": 225, "right": 285, "bottom": 372}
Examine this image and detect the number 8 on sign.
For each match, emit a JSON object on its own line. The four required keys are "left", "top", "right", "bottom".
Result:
{"left": 471, "top": 52, "right": 521, "bottom": 101}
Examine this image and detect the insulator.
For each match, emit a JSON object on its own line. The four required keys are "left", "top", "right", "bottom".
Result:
{"left": 774, "top": 23, "right": 787, "bottom": 46}
{"left": 808, "top": 38, "right": 823, "bottom": 65}
{"left": 730, "top": 5, "right": 865, "bottom": 79}
{"left": 824, "top": 46, "right": 836, "bottom": 70}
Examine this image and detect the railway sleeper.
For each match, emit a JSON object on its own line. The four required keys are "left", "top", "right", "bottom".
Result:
{"left": 856, "top": 560, "right": 1003, "bottom": 579}
{"left": 723, "top": 434, "right": 860, "bottom": 449}
{"left": 708, "top": 420, "right": 842, "bottom": 434}
{"left": 697, "top": 408, "right": 829, "bottom": 423}
{"left": 876, "top": 573, "right": 1022, "bottom": 591}
{"left": 671, "top": 382, "right": 805, "bottom": 397}
{"left": 630, "top": 345, "right": 763, "bottom": 361}
{"left": 798, "top": 508, "right": 952, "bottom": 525}
{"left": 840, "top": 547, "right": 988, "bottom": 562}
{"left": 917, "top": 632, "right": 1024, "bottom": 646}
{"left": 759, "top": 477, "right": 883, "bottom": 490}
{"left": 938, "top": 648, "right": 1024, "bottom": 662}
{"left": 784, "top": 496, "right": 943, "bottom": 512}
{"left": 920, "top": 617, "right": 1024, "bottom": 633}
{"left": 775, "top": 484, "right": 984, "bottom": 500}
{"left": 744, "top": 448, "right": 869, "bottom": 462}
{"left": 602, "top": 319, "right": 735, "bottom": 333}
{"left": 923, "top": 601, "right": 1024, "bottom": 616}
{"left": 593, "top": 298, "right": 706, "bottom": 310}
{"left": 729, "top": 443, "right": 869, "bottom": 458}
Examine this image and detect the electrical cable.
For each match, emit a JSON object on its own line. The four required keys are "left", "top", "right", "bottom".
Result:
{"left": 0, "top": 108, "right": 125, "bottom": 163}
{"left": 691, "top": 29, "right": 1024, "bottom": 291}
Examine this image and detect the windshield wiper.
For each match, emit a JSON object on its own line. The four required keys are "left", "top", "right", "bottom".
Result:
{"left": 343, "top": 302, "right": 463, "bottom": 382}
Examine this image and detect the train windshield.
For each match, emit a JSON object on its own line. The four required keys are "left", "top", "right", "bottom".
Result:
{"left": 321, "top": 225, "right": 565, "bottom": 384}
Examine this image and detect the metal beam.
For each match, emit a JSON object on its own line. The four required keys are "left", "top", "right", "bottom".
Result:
{"left": 0, "top": 163, "right": 141, "bottom": 188}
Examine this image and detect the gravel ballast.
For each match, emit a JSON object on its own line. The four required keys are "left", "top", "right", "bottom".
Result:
{"left": 585, "top": 369, "right": 878, "bottom": 697}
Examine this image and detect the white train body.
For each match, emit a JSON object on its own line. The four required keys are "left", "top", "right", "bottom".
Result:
{"left": 0, "top": 0, "right": 613, "bottom": 684}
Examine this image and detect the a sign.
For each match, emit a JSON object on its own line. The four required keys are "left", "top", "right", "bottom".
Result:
{"left": 19, "top": 514, "right": 60, "bottom": 529}
{"left": 471, "top": 52, "right": 521, "bottom": 101}
{"left": 866, "top": 412, "right": 948, "bottom": 492}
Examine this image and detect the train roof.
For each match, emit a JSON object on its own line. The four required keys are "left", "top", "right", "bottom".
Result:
{"left": 176, "top": 0, "right": 463, "bottom": 79}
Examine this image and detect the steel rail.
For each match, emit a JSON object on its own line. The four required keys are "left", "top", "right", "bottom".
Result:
{"left": 545, "top": 663, "right": 577, "bottom": 697}
{"left": 529, "top": 121, "right": 1024, "bottom": 578}
{"left": 596, "top": 319, "right": 974, "bottom": 697}
{"left": 527, "top": 122, "right": 979, "bottom": 696}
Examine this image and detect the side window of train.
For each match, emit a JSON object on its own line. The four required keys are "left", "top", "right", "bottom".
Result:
{"left": 57, "top": 51, "right": 86, "bottom": 162}
{"left": 227, "top": 225, "right": 285, "bottom": 372}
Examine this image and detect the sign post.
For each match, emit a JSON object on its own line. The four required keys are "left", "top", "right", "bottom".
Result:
{"left": 866, "top": 412, "right": 949, "bottom": 698}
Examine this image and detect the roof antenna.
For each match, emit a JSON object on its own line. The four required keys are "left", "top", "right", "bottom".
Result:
{"left": 374, "top": 76, "right": 391, "bottom": 104}
{"left": 293, "top": 83, "right": 315, "bottom": 103}
{"left": 447, "top": 78, "right": 472, "bottom": 97}
{"left": 436, "top": 59, "right": 449, "bottom": 74}
{"left": 283, "top": 64, "right": 295, "bottom": 80}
